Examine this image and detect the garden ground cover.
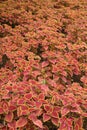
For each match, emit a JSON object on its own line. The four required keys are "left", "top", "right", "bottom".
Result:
{"left": 0, "top": 0, "right": 87, "bottom": 129}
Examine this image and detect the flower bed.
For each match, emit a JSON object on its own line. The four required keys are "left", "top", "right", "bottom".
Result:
{"left": 0, "top": 0, "right": 87, "bottom": 129}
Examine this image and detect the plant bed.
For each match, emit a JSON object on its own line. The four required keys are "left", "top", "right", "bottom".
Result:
{"left": 0, "top": 0, "right": 87, "bottom": 129}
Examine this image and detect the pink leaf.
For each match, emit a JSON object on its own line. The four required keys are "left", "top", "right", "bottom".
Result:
{"left": 38, "top": 93, "right": 45, "bottom": 100}
{"left": 28, "top": 113, "right": 37, "bottom": 121}
{"left": 61, "top": 107, "right": 70, "bottom": 116}
{"left": 24, "top": 93, "right": 32, "bottom": 100}
{"left": 17, "top": 105, "right": 29, "bottom": 116}
{"left": 41, "top": 85, "right": 49, "bottom": 94}
{"left": 0, "top": 123, "right": 4, "bottom": 129}
{"left": 2, "top": 102, "right": 9, "bottom": 113}
{"left": 9, "top": 105, "right": 17, "bottom": 111}
{"left": 43, "top": 113, "right": 51, "bottom": 122}
{"left": 8, "top": 121, "right": 16, "bottom": 129}
{"left": 75, "top": 117, "right": 82, "bottom": 129}
{"left": 41, "top": 61, "right": 49, "bottom": 68}
{"left": 33, "top": 119, "right": 43, "bottom": 128}
{"left": 35, "top": 101, "right": 42, "bottom": 108}
{"left": 51, "top": 110, "right": 58, "bottom": 118}
{"left": 51, "top": 117, "right": 59, "bottom": 126}
{"left": 44, "top": 105, "right": 53, "bottom": 113}
{"left": 16, "top": 117, "right": 27, "bottom": 128}
{"left": 74, "top": 124, "right": 79, "bottom": 130}
{"left": 0, "top": 107, "right": 4, "bottom": 114}
{"left": 5, "top": 112, "right": 13, "bottom": 122}
{"left": 17, "top": 99, "right": 25, "bottom": 105}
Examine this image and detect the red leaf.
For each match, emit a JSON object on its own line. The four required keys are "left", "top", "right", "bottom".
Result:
{"left": 61, "top": 71, "right": 67, "bottom": 77}
{"left": 33, "top": 109, "right": 43, "bottom": 116}
{"left": 32, "top": 71, "right": 41, "bottom": 78}
{"left": 59, "top": 122, "right": 67, "bottom": 130}
{"left": 35, "top": 101, "right": 42, "bottom": 108}
{"left": 2, "top": 126, "right": 7, "bottom": 130}
{"left": 51, "top": 110, "right": 58, "bottom": 118}
{"left": 16, "top": 117, "right": 27, "bottom": 128}
{"left": 2, "top": 102, "right": 9, "bottom": 113}
{"left": 0, "top": 107, "right": 4, "bottom": 114}
{"left": 21, "top": 105, "right": 29, "bottom": 111}
{"left": 28, "top": 113, "right": 37, "bottom": 121}
{"left": 2, "top": 94, "right": 10, "bottom": 100}
{"left": 41, "top": 85, "right": 49, "bottom": 94}
{"left": 43, "top": 113, "right": 51, "bottom": 122}
{"left": 17, "top": 99, "right": 25, "bottom": 105}
{"left": 43, "top": 125, "right": 49, "bottom": 130}
{"left": 0, "top": 123, "right": 4, "bottom": 129}
{"left": 61, "top": 107, "right": 70, "bottom": 116}
{"left": 54, "top": 106, "right": 61, "bottom": 112}
{"left": 33, "top": 119, "right": 43, "bottom": 128}
{"left": 81, "top": 76, "right": 87, "bottom": 84}
{"left": 51, "top": 117, "right": 59, "bottom": 126}
{"left": 5, "top": 112, "right": 13, "bottom": 122}
{"left": 8, "top": 121, "right": 16, "bottom": 128}
{"left": 17, "top": 105, "right": 29, "bottom": 116}
{"left": 74, "top": 124, "right": 79, "bottom": 130}
{"left": 41, "top": 61, "right": 49, "bottom": 68}
{"left": 24, "top": 93, "right": 32, "bottom": 100}
{"left": 75, "top": 117, "right": 82, "bottom": 129}
{"left": 38, "top": 93, "right": 44, "bottom": 100}
{"left": 44, "top": 105, "right": 53, "bottom": 113}
{"left": 9, "top": 105, "right": 17, "bottom": 111}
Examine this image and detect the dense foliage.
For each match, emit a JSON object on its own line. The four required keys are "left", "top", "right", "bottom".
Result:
{"left": 0, "top": 0, "right": 87, "bottom": 129}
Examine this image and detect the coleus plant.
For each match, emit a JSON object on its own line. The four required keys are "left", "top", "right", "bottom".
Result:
{"left": 0, "top": 0, "right": 87, "bottom": 130}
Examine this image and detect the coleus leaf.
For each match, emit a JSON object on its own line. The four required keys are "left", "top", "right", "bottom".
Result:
{"left": 24, "top": 93, "right": 32, "bottom": 100}
{"left": 74, "top": 117, "right": 83, "bottom": 129}
{"left": 74, "top": 124, "right": 79, "bottom": 130}
{"left": 17, "top": 99, "right": 25, "bottom": 105}
{"left": 16, "top": 117, "right": 27, "bottom": 128}
{"left": 35, "top": 101, "right": 42, "bottom": 108}
{"left": 51, "top": 110, "right": 59, "bottom": 118}
{"left": 2, "top": 126, "right": 7, "bottom": 130}
{"left": 38, "top": 93, "right": 45, "bottom": 100}
{"left": 0, "top": 107, "right": 4, "bottom": 114}
{"left": 41, "top": 61, "right": 49, "bottom": 68}
{"left": 43, "top": 113, "right": 51, "bottom": 122}
{"left": 59, "top": 117, "right": 73, "bottom": 130}
{"left": 41, "top": 85, "right": 49, "bottom": 94}
{"left": 28, "top": 113, "right": 37, "bottom": 121}
{"left": 9, "top": 105, "right": 17, "bottom": 112}
{"left": 32, "top": 70, "right": 41, "bottom": 78}
{"left": 5, "top": 112, "right": 13, "bottom": 122}
{"left": 28, "top": 113, "right": 43, "bottom": 128}
{"left": 44, "top": 105, "right": 53, "bottom": 113}
{"left": 51, "top": 117, "right": 59, "bottom": 126}
{"left": 21, "top": 105, "right": 29, "bottom": 111}
{"left": 48, "top": 79, "right": 57, "bottom": 88}
{"left": 61, "top": 107, "right": 70, "bottom": 116}
{"left": 2, "top": 101, "right": 9, "bottom": 113}
{"left": 82, "top": 112, "right": 87, "bottom": 117}
{"left": 27, "top": 100, "right": 35, "bottom": 107}
{"left": 2, "top": 94, "right": 10, "bottom": 100}
{"left": 33, "top": 109, "right": 43, "bottom": 116}
{"left": 81, "top": 76, "right": 87, "bottom": 84}
{"left": 33, "top": 119, "right": 43, "bottom": 129}
{"left": 0, "top": 123, "right": 4, "bottom": 129}
{"left": 51, "top": 96, "right": 56, "bottom": 104}
{"left": 61, "top": 71, "right": 67, "bottom": 77}
{"left": 8, "top": 120, "right": 16, "bottom": 129}
{"left": 59, "top": 122, "right": 68, "bottom": 130}
{"left": 17, "top": 105, "right": 29, "bottom": 116}
{"left": 54, "top": 106, "right": 61, "bottom": 112}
